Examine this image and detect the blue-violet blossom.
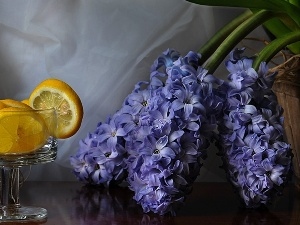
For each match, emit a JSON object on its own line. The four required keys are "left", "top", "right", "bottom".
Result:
{"left": 217, "top": 48, "right": 292, "bottom": 208}
{"left": 70, "top": 49, "right": 223, "bottom": 215}
{"left": 70, "top": 48, "right": 292, "bottom": 214}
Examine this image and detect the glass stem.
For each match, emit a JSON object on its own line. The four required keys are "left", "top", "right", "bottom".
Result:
{"left": 0, "top": 166, "right": 20, "bottom": 210}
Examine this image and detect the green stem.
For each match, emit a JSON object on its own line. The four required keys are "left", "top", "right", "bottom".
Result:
{"left": 253, "top": 30, "right": 300, "bottom": 70}
{"left": 263, "top": 18, "right": 300, "bottom": 54}
{"left": 187, "top": 0, "right": 287, "bottom": 10}
{"left": 187, "top": 0, "right": 300, "bottom": 26}
{"left": 198, "top": 10, "right": 253, "bottom": 65}
{"left": 204, "top": 10, "right": 278, "bottom": 74}
{"left": 288, "top": 0, "right": 300, "bottom": 8}
{"left": 263, "top": 18, "right": 293, "bottom": 37}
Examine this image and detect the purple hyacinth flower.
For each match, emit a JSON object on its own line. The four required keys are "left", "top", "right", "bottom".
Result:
{"left": 217, "top": 48, "right": 292, "bottom": 208}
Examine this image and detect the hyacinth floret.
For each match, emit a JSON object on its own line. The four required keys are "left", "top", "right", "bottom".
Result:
{"left": 217, "top": 48, "right": 292, "bottom": 208}
{"left": 70, "top": 114, "right": 128, "bottom": 186}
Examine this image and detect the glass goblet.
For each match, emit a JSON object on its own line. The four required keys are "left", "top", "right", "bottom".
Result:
{"left": 0, "top": 108, "right": 57, "bottom": 222}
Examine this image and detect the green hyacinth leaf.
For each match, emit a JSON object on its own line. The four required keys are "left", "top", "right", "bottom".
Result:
{"left": 187, "top": 0, "right": 300, "bottom": 26}
{"left": 253, "top": 30, "right": 300, "bottom": 70}
{"left": 263, "top": 18, "right": 300, "bottom": 54}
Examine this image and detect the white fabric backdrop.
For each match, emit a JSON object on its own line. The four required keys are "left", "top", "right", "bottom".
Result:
{"left": 0, "top": 0, "right": 264, "bottom": 181}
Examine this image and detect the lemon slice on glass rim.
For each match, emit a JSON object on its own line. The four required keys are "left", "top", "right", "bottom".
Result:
{"left": 29, "top": 78, "right": 83, "bottom": 139}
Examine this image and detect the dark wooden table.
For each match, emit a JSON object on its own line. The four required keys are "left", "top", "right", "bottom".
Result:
{"left": 14, "top": 181, "right": 300, "bottom": 225}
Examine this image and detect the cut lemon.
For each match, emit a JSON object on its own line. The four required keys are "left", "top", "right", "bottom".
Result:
{"left": 0, "top": 101, "right": 6, "bottom": 110}
{"left": 28, "top": 78, "right": 83, "bottom": 139}
{"left": 21, "top": 98, "right": 30, "bottom": 105}
{"left": 0, "top": 107, "right": 49, "bottom": 154}
{"left": 0, "top": 99, "right": 32, "bottom": 109}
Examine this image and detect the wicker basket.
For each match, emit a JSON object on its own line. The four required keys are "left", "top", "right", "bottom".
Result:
{"left": 271, "top": 55, "right": 300, "bottom": 189}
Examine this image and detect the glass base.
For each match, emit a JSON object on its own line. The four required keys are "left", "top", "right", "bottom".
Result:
{"left": 0, "top": 206, "right": 47, "bottom": 222}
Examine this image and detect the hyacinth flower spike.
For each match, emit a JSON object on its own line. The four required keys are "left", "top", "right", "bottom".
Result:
{"left": 124, "top": 50, "right": 223, "bottom": 215}
{"left": 186, "top": 0, "right": 298, "bottom": 208}
{"left": 216, "top": 49, "right": 292, "bottom": 208}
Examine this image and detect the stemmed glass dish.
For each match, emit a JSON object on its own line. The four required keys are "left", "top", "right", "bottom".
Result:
{"left": 0, "top": 108, "right": 57, "bottom": 221}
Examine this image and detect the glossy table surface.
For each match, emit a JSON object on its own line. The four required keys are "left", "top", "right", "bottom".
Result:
{"left": 12, "top": 181, "right": 300, "bottom": 225}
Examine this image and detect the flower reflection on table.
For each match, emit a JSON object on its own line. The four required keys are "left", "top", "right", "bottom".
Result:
{"left": 69, "top": 182, "right": 299, "bottom": 225}
{"left": 71, "top": 184, "right": 175, "bottom": 225}
{"left": 231, "top": 184, "right": 300, "bottom": 225}
{"left": 232, "top": 208, "right": 283, "bottom": 225}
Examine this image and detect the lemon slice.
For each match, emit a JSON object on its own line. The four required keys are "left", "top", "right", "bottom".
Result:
{"left": 0, "top": 101, "right": 6, "bottom": 110}
{"left": 0, "top": 99, "right": 32, "bottom": 109}
{"left": 28, "top": 78, "right": 83, "bottom": 139}
{"left": 0, "top": 107, "right": 48, "bottom": 154}
{"left": 21, "top": 98, "right": 30, "bottom": 106}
